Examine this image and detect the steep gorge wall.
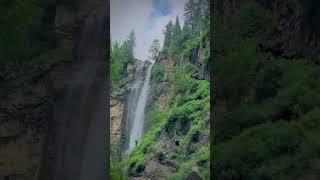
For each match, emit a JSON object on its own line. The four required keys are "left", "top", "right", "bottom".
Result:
{"left": 129, "top": 43, "right": 210, "bottom": 179}
{"left": 213, "top": 1, "right": 320, "bottom": 179}
{"left": 214, "top": 0, "right": 320, "bottom": 62}
{"left": 111, "top": 60, "right": 149, "bottom": 161}
{"left": 213, "top": 0, "right": 320, "bottom": 119}
{"left": 0, "top": 1, "right": 107, "bottom": 180}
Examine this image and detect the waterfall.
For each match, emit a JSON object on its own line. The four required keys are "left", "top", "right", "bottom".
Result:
{"left": 48, "top": 7, "right": 107, "bottom": 180}
{"left": 127, "top": 60, "right": 154, "bottom": 152}
{"left": 125, "top": 64, "right": 143, "bottom": 150}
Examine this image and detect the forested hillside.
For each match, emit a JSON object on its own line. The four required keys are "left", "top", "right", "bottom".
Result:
{"left": 213, "top": 0, "right": 320, "bottom": 179}
{"left": 110, "top": 0, "right": 210, "bottom": 179}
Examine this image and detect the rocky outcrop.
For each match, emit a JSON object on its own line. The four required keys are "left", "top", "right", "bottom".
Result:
{"left": 0, "top": 51, "right": 50, "bottom": 180}
{"left": 135, "top": 153, "right": 177, "bottom": 180}
{"left": 259, "top": 0, "right": 320, "bottom": 62}
{"left": 130, "top": 131, "right": 179, "bottom": 179}
{"left": 111, "top": 101, "right": 124, "bottom": 144}
{"left": 186, "top": 171, "right": 203, "bottom": 180}
{"left": 156, "top": 52, "right": 174, "bottom": 68}
{"left": 214, "top": 0, "right": 320, "bottom": 62}
{"left": 189, "top": 40, "right": 210, "bottom": 80}
{"left": 154, "top": 94, "right": 168, "bottom": 111}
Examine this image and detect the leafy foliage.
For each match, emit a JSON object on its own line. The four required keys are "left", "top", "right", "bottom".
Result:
{"left": 162, "top": 0, "right": 209, "bottom": 58}
{"left": 213, "top": 1, "right": 320, "bottom": 179}
{"left": 151, "top": 64, "right": 166, "bottom": 83}
{"left": 149, "top": 39, "right": 160, "bottom": 61}
{"left": 110, "top": 30, "right": 136, "bottom": 84}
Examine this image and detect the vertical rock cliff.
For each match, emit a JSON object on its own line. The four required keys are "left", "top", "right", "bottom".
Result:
{"left": 110, "top": 60, "right": 150, "bottom": 161}
{"left": 0, "top": 1, "right": 107, "bottom": 179}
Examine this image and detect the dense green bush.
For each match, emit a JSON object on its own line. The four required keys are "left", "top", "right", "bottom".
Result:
{"left": 110, "top": 49, "right": 121, "bottom": 82}
{"left": 237, "top": 2, "right": 272, "bottom": 37}
{"left": 215, "top": 39, "right": 258, "bottom": 106}
{"left": 214, "top": 121, "right": 305, "bottom": 179}
{"left": 111, "top": 158, "right": 128, "bottom": 180}
{"left": 214, "top": 4, "right": 320, "bottom": 176}
{"left": 152, "top": 64, "right": 166, "bottom": 83}
{"left": 214, "top": 53, "right": 320, "bottom": 178}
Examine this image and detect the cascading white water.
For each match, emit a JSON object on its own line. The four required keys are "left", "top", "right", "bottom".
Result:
{"left": 125, "top": 64, "right": 143, "bottom": 151}
{"left": 128, "top": 60, "right": 154, "bottom": 152}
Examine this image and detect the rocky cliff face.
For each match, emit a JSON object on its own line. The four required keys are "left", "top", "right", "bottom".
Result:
{"left": 46, "top": 5, "right": 107, "bottom": 180}
{"left": 110, "top": 60, "right": 149, "bottom": 161}
{"left": 262, "top": 0, "right": 320, "bottom": 62}
{"left": 214, "top": 0, "right": 320, "bottom": 62}
{"left": 0, "top": 1, "right": 107, "bottom": 180}
{"left": 130, "top": 44, "right": 210, "bottom": 179}
{"left": 0, "top": 83, "right": 49, "bottom": 179}
{"left": 213, "top": 0, "right": 320, "bottom": 118}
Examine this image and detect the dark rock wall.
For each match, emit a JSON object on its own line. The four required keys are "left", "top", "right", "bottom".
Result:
{"left": 0, "top": 1, "right": 107, "bottom": 180}
{"left": 44, "top": 5, "right": 107, "bottom": 180}
{"left": 214, "top": 0, "right": 320, "bottom": 62}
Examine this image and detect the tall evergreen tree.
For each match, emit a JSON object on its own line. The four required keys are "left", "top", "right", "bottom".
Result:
{"left": 174, "top": 16, "right": 181, "bottom": 35}
{"left": 128, "top": 30, "right": 136, "bottom": 49}
{"left": 111, "top": 42, "right": 121, "bottom": 82}
{"left": 184, "top": 0, "right": 209, "bottom": 35}
{"left": 184, "top": 0, "right": 196, "bottom": 29}
{"left": 121, "top": 30, "right": 135, "bottom": 65}
{"left": 149, "top": 39, "right": 160, "bottom": 61}
{"left": 163, "top": 20, "right": 174, "bottom": 49}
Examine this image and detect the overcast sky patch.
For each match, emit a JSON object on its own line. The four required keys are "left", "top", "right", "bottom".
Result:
{"left": 111, "top": 0, "right": 187, "bottom": 60}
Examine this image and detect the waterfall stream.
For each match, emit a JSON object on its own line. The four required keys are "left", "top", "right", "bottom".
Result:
{"left": 127, "top": 60, "right": 154, "bottom": 152}
{"left": 49, "top": 7, "right": 107, "bottom": 180}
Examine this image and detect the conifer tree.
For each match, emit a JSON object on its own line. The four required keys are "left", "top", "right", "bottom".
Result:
{"left": 163, "top": 20, "right": 174, "bottom": 49}
{"left": 149, "top": 39, "right": 160, "bottom": 61}
{"left": 174, "top": 16, "right": 181, "bottom": 36}
{"left": 128, "top": 30, "right": 136, "bottom": 49}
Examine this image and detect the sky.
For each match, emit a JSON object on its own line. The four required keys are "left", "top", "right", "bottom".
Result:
{"left": 111, "top": 0, "right": 188, "bottom": 60}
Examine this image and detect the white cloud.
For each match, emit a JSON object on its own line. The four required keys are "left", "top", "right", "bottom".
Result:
{"left": 111, "top": 0, "right": 188, "bottom": 60}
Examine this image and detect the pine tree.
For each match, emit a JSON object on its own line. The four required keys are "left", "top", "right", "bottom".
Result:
{"left": 121, "top": 30, "right": 135, "bottom": 64}
{"left": 149, "top": 39, "right": 160, "bottom": 61}
{"left": 111, "top": 42, "right": 121, "bottom": 82}
{"left": 174, "top": 16, "right": 181, "bottom": 36}
{"left": 184, "top": 0, "right": 196, "bottom": 30}
{"left": 163, "top": 20, "right": 174, "bottom": 49}
{"left": 170, "top": 16, "right": 182, "bottom": 55}
{"left": 128, "top": 30, "right": 136, "bottom": 49}
{"left": 184, "top": 0, "right": 209, "bottom": 35}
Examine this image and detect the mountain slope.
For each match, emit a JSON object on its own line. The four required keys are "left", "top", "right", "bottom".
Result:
{"left": 213, "top": 0, "right": 320, "bottom": 179}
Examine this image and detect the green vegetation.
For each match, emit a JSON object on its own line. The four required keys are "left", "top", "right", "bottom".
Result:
{"left": 0, "top": 0, "right": 54, "bottom": 82}
{"left": 0, "top": 0, "right": 86, "bottom": 98}
{"left": 110, "top": 31, "right": 137, "bottom": 180}
{"left": 152, "top": 64, "right": 166, "bottom": 83}
{"left": 126, "top": 69, "right": 210, "bottom": 178}
{"left": 213, "top": 1, "right": 320, "bottom": 179}
{"left": 111, "top": 0, "right": 209, "bottom": 179}
{"left": 214, "top": 57, "right": 320, "bottom": 179}
{"left": 110, "top": 30, "right": 136, "bottom": 85}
